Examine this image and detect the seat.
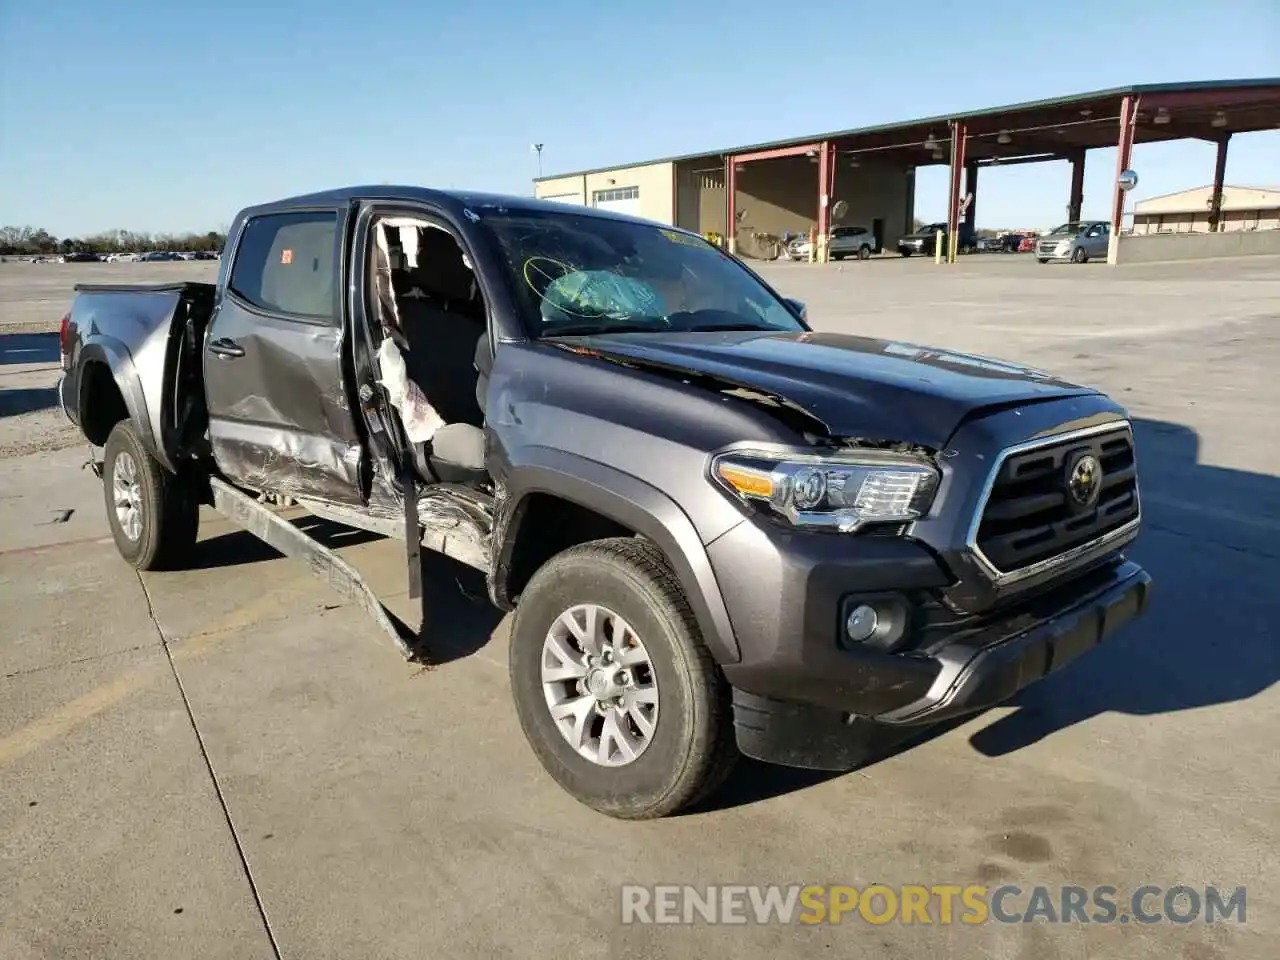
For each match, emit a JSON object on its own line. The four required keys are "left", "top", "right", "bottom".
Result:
{"left": 394, "top": 227, "right": 488, "bottom": 485}
{"left": 396, "top": 228, "right": 486, "bottom": 428}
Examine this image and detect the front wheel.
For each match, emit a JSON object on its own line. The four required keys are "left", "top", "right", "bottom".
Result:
{"left": 1071, "top": 246, "right": 1088, "bottom": 264}
{"left": 509, "top": 538, "right": 738, "bottom": 819}
{"left": 1037, "top": 257, "right": 1050, "bottom": 264}
{"left": 103, "top": 420, "right": 199, "bottom": 570}
{"left": 900, "top": 250, "right": 912, "bottom": 257}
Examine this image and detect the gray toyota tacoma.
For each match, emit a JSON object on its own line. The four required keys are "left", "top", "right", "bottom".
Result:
{"left": 57, "top": 186, "right": 1151, "bottom": 819}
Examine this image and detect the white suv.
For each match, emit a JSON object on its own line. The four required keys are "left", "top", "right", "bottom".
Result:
{"left": 787, "top": 225, "right": 876, "bottom": 261}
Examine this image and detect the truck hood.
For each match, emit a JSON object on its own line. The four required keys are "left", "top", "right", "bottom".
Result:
{"left": 560, "top": 330, "right": 1096, "bottom": 448}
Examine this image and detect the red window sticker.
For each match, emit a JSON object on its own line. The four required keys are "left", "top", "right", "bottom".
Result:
{"left": 281, "top": 248, "right": 293, "bottom": 265}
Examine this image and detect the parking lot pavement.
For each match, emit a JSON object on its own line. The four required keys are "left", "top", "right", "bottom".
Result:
{"left": 2, "top": 256, "right": 1278, "bottom": 958}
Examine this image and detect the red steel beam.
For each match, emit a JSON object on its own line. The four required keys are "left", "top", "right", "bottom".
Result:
{"left": 725, "top": 156, "right": 737, "bottom": 254}
{"left": 963, "top": 161, "right": 978, "bottom": 230}
{"left": 732, "top": 142, "right": 824, "bottom": 164}
{"left": 1068, "top": 150, "right": 1086, "bottom": 222}
{"left": 1110, "top": 95, "right": 1138, "bottom": 239}
{"left": 1208, "top": 135, "right": 1231, "bottom": 232}
{"left": 947, "top": 120, "right": 968, "bottom": 260}
{"left": 816, "top": 141, "right": 834, "bottom": 261}
{"left": 1141, "top": 87, "right": 1280, "bottom": 111}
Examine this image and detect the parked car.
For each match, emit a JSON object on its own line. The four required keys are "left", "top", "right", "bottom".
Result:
{"left": 105, "top": 253, "right": 137, "bottom": 263}
{"left": 897, "top": 222, "right": 977, "bottom": 257}
{"left": 785, "top": 226, "right": 874, "bottom": 262}
{"left": 829, "top": 225, "right": 875, "bottom": 260}
{"left": 1017, "top": 234, "right": 1039, "bottom": 253}
{"left": 138, "top": 251, "right": 184, "bottom": 262}
{"left": 1036, "top": 221, "right": 1111, "bottom": 264}
{"left": 58, "top": 185, "right": 1151, "bottom": 820}
{"left": 63, "top": 251, "right": 102, "bottom": 263}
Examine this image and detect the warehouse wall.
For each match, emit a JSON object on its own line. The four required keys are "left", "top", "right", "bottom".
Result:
{"left": 1133, "top": 209, "right": 1280, "bottom": 234}
{"left": 674, "top": 155, "right": 911, "bottom": 257}
{"left": 674, "top": 161, "right": 725, "bottom": 236}
{"left": 534, "top": 162, "right": 675, "bottom": 224}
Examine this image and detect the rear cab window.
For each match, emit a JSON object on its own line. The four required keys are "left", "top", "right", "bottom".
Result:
{"left": 229, "top": 211, "right": 339, "bottom": 320}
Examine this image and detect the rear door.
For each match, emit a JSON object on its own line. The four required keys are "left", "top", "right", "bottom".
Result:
{"left": 203, "top": 206, "right": 367, "bottom": 505}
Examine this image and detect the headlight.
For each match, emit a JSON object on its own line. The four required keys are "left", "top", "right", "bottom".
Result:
{"left": 711, "top": 447, "right": 940, "bottom": 532}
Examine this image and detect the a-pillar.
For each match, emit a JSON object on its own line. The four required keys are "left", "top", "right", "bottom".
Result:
{"left": 1067, "top": 150, "right": 1086, "bottom": 223}
{"left": 947, "top": 120, "right": 969, "bottom": 263}
{"left": 1208, "top": 135, "right": 1230, "bottom": 232}
{"left": 725, "top": 156, "right": 738, "bottom": 254}
{"left": 1108, "top": 94, "right": 1137, "bottom": 264}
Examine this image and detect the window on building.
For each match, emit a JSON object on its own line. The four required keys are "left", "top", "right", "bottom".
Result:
{"left": 592, "top": 186, "right": 640, "bottom": 205}
{"left": 230, "top": 211, "right": 339, "bottom": 320}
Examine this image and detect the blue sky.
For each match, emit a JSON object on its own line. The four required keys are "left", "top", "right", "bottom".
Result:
{"left": 1, "top": 0, "right": 1276, "bottom": 236}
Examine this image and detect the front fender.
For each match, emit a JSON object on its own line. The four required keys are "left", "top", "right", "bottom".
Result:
{"left": 494, "top": 446, "right": 741, "bottom": 665}
{"left": 78, "top": 338, "right": 170, "bottom": 470}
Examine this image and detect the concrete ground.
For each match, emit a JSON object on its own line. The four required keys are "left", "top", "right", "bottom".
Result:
{"left": 1, "top": 255, "right": 1277, "bottom": 959}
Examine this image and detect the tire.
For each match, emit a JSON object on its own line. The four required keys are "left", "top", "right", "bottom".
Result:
{"left": 103, "top": 420, "right": 199, "bottom": 571}
{"left": 857, "top": 245, "right": 871, "bottom": 261}
{"left": 900, "top": 250, "right": 911, "bottom": 257}
{"left": 1071, "top": 246, "right": 1088, "bottom": 264}
{"left": 508, "top": 537, "right": 738, "bottom": 819}
{"left": 1037, "top": 258, "right": 1050, "bottom": 264}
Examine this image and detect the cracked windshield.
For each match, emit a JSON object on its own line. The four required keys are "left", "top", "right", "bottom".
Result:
{"left": 481, "top": 211, "right": 805, "bottom": 336}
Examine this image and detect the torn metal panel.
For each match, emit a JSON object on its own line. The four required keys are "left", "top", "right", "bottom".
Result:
{"left": 203, "top": 277, "right": 366, "bottom": 503}
{"left": 211, "top": 423, "right": 363, "bottom": 505}
{"left": 209, "top": 478, "right": 420, "bottom": 660}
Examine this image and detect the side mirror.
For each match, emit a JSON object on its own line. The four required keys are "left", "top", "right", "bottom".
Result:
{"left": 783, "top": 297, "right": 807, "bottom": 321}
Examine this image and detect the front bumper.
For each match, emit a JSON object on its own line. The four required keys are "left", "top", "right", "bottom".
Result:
{"left": 710, "top": 512, "right": 1151, "bottom": 768}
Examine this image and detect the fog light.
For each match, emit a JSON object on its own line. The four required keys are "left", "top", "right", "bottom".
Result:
{"left": 846, "top": 604, "right": 879, "bottom": 643}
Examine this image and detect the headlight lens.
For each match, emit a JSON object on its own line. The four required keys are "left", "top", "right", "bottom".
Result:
{"left": 711, "top": 447, "right": 940, "bottom": 532}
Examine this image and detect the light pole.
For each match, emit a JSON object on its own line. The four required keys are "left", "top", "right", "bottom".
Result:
{"left": 530, "top": 143, "right": 544, "bottom": 179}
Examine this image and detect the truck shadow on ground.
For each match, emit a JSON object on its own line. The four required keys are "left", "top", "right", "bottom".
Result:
{"left": 190, "top": 515, "right": 502, "bottom": 664}
{"left": 0, "top": 332, "right": 60, "bottom": 366}
{"left": 702, "top": 416, "right": 1280, "bottom": 810}
{"left": 189, "top": 514, "right": 385, "bottom": 568}
{"left": 0, "top": 333, "right": 62, "bottom": 418}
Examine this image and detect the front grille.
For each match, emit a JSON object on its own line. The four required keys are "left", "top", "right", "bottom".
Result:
{"left": 1037, "top": 242, "right": 1060, "bottom": 256}
{"left": 974, "top": 425, "right": 1139, "bottom": 575}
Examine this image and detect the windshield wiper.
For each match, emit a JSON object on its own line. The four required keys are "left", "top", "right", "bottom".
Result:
{"left": 542, "top": 323, "right": 662, "bottom": 337}
{"left": 682, "top": 322, "right": 776, "bottom": 333}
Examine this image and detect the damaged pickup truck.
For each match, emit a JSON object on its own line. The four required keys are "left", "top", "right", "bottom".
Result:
{"left": 58, "top": 186, "right": 1151, "bottom": 819}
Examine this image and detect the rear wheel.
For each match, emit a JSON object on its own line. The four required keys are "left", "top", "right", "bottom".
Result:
{"left": 509, "top": 537, "right": 738, "bottom": 819}
{"left": 103, "top": 420, "right": 199, "bottom": 570}
{"left": 857, "top": 245, "right": 871, "bottom": 260}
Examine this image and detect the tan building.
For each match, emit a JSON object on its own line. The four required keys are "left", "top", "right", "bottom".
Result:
{"left": 1132, "top": 185, "right": 1280, "bottom": 234}
{"left": 534, "top": 154, "right": 912, "bottom": 258}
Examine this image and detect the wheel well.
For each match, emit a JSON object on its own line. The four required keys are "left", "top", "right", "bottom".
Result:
{"left": 505, "top": 493, "right": 634, "bottom": 602}
{"left": 80, "top": 361, "right": 129, "bottom": 445}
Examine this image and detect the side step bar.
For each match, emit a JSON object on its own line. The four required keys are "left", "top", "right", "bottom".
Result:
{"left": 209, "top": 477, "right": 422, "bottom": 661}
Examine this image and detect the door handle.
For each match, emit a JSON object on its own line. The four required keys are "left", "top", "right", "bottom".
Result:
{"left": 209, "top": 337, "right": 245, "bottom": 359}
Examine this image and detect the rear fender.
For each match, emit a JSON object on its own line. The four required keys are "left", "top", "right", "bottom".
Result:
{"left": 77, "top": 338, "right": 170, "bottom": 470}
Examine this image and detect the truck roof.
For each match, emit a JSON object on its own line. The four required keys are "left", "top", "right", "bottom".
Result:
{"left": 239, "top": 184, "right": 663, "bottom": 228}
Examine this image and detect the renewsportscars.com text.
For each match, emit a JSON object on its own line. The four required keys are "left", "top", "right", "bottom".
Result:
{"left": 620, "top": 884, "right": 1246, "bottom": 926}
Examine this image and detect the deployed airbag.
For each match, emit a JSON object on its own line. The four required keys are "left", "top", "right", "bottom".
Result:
{"left": 376, "top": 337, "right": 445, "bottom": 444}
